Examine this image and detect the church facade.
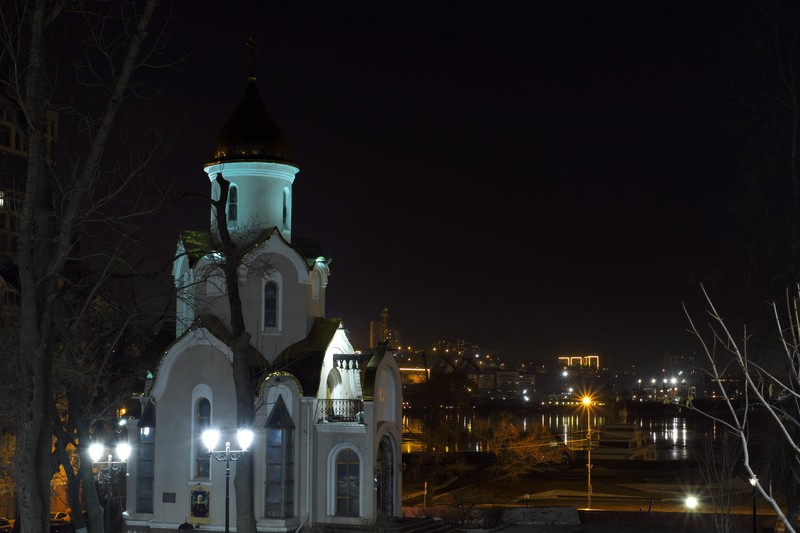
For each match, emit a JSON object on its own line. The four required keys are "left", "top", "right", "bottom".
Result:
{"left": 123, "top": 80, "right": 403, "bottom": 532}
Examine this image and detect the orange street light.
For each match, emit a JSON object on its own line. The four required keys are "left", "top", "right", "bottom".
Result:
{"left": 582, "top": 395, "right": 593, "bottom": 509}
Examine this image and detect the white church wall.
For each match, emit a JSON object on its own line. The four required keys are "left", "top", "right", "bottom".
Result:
{"left": 152, "top": 343, "right": 238, "bottom": 525}
{"left": 374, "top": 365, "right": 400, "bottom": 425}
{"left": 205, "top": 161, "right": 299, "bottom": 245}
{"left": 316, "top": 426, "right": 373, "bottom": 524}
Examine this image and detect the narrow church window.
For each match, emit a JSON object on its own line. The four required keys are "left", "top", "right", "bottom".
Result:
{"left": 137, "top": 426, "right": 155, "bottom": 513}
{"left": 282, "top": 189, "right": 289, "bottom": 229}
{"left": 264, "top": 281, "right": 278, "bottom": 328}
{"left": 335, "top": 449, "right": 360, "bottom": 517}
{"left": 228, "top": 185, "right": 238, "bottom": 224}
{"left": 265, "top": 396, "right": 295, "bottom": 518}
{"left": 195, "top": 398, "right": 211, "bottom": 477}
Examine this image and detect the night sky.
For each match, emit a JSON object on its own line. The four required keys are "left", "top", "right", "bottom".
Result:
{"left": 156, "top": 2, "right": 742, "bottom": 370}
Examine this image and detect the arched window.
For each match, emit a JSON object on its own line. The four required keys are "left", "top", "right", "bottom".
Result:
{"left": 282, "top": 188, "right": 290, "bottom": 230}
{"left": 195, "top": 398, "right": 211, "bottom": 477}
{"left": 264, "top": 281, "right": 278, "bottom": 328}
{"left": 265, "top": 396, "right": 295, "bottom": 518}
{"left": 228, "top": 185, "right": 238, "bottom": 224}
{"left": 335, "top": 449, "right": 360, "bottom": 516}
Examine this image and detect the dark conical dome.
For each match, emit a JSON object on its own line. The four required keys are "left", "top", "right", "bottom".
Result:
{"left": 209, "top": 81, "right": 292, "bottom": 165}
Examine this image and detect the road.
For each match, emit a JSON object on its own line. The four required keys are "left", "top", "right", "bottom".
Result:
{"left": 403, "top": 460, "right": 783, "bottom": 531}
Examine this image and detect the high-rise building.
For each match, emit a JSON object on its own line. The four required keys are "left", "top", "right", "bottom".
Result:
{"left": 369, "top": 306, "right": 400, "bottom": 349}
{"left": 0, "top": 91, "right": 57, "bottom": 263}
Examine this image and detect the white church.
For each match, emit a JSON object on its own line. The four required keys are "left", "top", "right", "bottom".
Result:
{"left": 122, "top": 78, "right": 404, "bottom": 532}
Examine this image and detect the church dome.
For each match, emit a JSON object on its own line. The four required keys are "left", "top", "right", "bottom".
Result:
{"left": 208, "top": 81, "right": 293, "bottom": 165}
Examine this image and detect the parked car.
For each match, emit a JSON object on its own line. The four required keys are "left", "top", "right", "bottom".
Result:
{"left": 0, "top": 516, "right": 12, "bottom": 533}
{"left": 49, "top": 512, "right": 74, "bottom": 533}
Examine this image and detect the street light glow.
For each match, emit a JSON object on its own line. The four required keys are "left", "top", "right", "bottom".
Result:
{"left": 117, "top": 442, "right": 132, "bottom": 461}
{"left": 202, "top": 428, "right": 221, "bottom": 451}
{"left": 89, "top": 442, "right": 105, "bottom": 463}
{"left": 686, "top": 495, "right": 698, "bottom": 509}
{"left": 202, "top": 428, "right": 254, "bottom": 451}
{"left": 237, "top": 428, "right": 254, "bottom": 451}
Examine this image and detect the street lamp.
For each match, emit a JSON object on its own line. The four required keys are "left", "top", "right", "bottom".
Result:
{"left": 750, "top": 477, "right": 758, "bottom": 533}
{"left": 89, "top": 441, "right": 131, "bottom": 533}
{"left": 582, "top": 395, "right": 593, "bottom": 509}
{"left": 202, "top": 428, "right": 254, "bottom": 533}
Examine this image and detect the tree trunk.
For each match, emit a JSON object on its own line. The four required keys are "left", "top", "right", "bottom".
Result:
{"left": 213, "top": 173, "right": 257, "bottom": 532}
{"left": 9, "top": 0, "right": 158, "bottom": 530}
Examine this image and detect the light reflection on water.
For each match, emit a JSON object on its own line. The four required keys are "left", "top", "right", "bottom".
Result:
{"left": 402, "top": 412, "right": 717, "bottom": 461}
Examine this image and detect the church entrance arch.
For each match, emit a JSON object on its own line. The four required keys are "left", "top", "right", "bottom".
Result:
{"left": 375, "top": 435, "right": 394, "bottom": 517}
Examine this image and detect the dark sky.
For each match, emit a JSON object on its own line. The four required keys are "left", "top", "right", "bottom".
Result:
{"left": 158, "top": 2, "right": 740, "bottom": 370}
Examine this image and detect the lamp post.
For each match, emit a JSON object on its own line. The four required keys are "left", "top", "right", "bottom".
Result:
{"left": 89, "top": 442, "right": 131, "bottom": 533}
{"left": 202, "top": 428, "right": 254, "bottom": 533}
{"left": 582, "top": 396, "right": 593, "bottom": 509}
{"left": 750, "top": 477, "right": 758, "bottom": 533}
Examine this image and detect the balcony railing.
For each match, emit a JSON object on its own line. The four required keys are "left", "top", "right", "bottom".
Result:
{"left": 316, "top": 399, "right": 364, "bottom": 424}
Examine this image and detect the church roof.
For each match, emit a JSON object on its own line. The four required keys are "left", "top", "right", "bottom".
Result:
{"left": 194, "top": 315, "right": 265, "bottom": 370}
{"left": 179, "top": 227, "right": 323, "bottom": 269}
{"left": 362, "top": 340, "right": 390, "bottom": 400}
{"left": 273, "top": 317, "right": 343, "bottom": 394}
{"left": 208, "top": 81, "right": 293, "bottom": 166}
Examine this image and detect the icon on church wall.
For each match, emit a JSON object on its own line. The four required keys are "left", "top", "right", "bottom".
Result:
{"left": 190, "top": 484, "right": 210, "bottom": 524}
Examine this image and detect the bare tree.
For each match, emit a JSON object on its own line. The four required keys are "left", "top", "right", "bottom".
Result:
{"left": 685, "top": 284, "right": 800, "bottom": 533}
{"left": 695, "top": 431, "right": 742, "bottom": 533}
{"left": 0, "top": 1, "right": 169, "bottom": 530}
{"left": 53, "top": 272, "right": 169, "bottom": 533}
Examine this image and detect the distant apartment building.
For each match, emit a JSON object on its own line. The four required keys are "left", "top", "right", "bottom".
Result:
{"left": 476, "top": 369, "right": 536, "bottom": 399}
{"left": 368, "top": 306, "right": 401, "bottom": 349}
{"left": 429, "top": 339, "right": 479, "bottom": 358}
{"left": 662, "top": 353, "right": 695, "bottom": 373}
{"left": 0, "top": 91, "right": 58, "bottom": 263}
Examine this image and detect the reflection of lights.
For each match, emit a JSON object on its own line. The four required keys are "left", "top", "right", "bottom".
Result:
{"left": 685, "top": 496, "right": 698, "bottom": 509}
